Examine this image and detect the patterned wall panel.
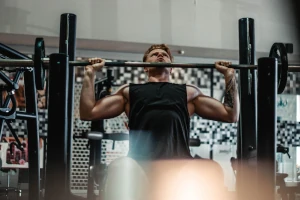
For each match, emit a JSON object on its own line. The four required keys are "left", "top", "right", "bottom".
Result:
{"left": 98, "top": 65, "right": 215, "bottom": 87}
{"left": 283, "top": 72, "right": 300, "bottom": 94}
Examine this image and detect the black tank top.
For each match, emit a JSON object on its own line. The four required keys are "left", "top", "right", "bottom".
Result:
{"left": 127, "top": 82, "right": 192, "bottom": 161}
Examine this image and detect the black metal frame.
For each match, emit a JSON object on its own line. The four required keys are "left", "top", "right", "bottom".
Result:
{"left": 44, "top": 53, "right": 69, "bottom": 200}
{"left": 0, "top": 43, "right": 40, "bottom": 200}
{"left": 257, "top": 57, "right": 277, "bottom": 200}
{"left": 44, "top": 13, "right": 77, "bottom": 200}
{"left": 237, "top": 18, "right": 258, "bottom": 200}
{"left": 59, "top": 14, "right": 77, "bottom": 198}
{"left": 237, "top": 18, "right": 279, "bottom": 200}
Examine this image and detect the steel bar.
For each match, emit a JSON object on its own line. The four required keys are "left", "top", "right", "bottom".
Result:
{"left": 286, "top": 65, "right": 300, "bottom": 72}
{"left": 15, "top": 112, "right": 37, "bottom": 120}
{"left": 0, "top": 58, "right": 300, "bottom": 71}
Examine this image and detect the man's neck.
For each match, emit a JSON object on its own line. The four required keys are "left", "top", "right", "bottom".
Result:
{"left": 148, "top": 73, "right": 170, "bottom": 82}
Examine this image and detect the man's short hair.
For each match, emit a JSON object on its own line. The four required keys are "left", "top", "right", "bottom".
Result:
{"left": 143, "top": 44, "right": 174, "bottom": 62}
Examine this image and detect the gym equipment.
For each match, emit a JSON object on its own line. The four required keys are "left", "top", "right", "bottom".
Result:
{"left": 34, "top": 38, "right": 46, "bottom": 90}
{"left": 0, "top": 41, "right": 41, "bottom": 200}
{"left": 0, "top": 39, "right": 299, "bottom": 94}
{"left": 269, "top": 43, "right": 288, "bottom": 94}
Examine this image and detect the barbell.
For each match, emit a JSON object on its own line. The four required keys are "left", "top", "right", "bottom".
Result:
{"left": 0, "top": 58, "right": 261, "bottom": 68}
{"left": 0, "top": 38, "right": 299, "bottom": 93}
{"left": 2, "top": 58, "right": 300, "bottom": 70}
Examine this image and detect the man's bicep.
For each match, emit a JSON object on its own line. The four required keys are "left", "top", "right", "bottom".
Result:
{"left": 90, "top": 93, "right": 126, "bottom": 120}
{"left": 193, "top": 95, "right": 230, "bottom": 122}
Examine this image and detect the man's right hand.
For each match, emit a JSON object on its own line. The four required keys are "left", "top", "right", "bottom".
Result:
{"left": 85, "top": 58, "right": 105, "bottom": 76}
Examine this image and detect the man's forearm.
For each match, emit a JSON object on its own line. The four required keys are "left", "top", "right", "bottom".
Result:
{"left": 80, "top": 73, "right": 96, "bottom": 119}
{"left": 223, "top": 70, "right": 239, "bottom": 121}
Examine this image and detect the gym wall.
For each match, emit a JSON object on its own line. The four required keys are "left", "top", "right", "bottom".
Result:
{"left": 0, "top": 0, "right": 299, "bottom": 60}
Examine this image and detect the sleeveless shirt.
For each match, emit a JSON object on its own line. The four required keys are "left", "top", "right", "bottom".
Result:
{"left": 127, "top": 82, "right": 192, "bottom": 161}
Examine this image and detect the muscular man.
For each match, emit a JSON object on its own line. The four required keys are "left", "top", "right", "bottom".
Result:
{"left": 80, "top": 44, "right": 239, "bottom": 200}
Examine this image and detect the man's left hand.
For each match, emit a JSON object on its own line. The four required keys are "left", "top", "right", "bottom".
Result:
{"left": 215, "top": 61, "right": 234, "bottom": 76}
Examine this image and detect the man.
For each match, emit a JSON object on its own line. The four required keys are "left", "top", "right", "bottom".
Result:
{"left": 80, "top": 44, "right": 239, "bottom": 200}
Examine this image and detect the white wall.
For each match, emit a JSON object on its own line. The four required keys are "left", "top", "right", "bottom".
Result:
{"left": 0, "top": 0, "right": 299, "bottom": 53}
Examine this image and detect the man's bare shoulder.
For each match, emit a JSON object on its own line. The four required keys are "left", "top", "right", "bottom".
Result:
{"left": 114, "top": 84, "right": 130, "bottom": 102}
{"left": 186, "top": 84, "right": 203, "bottom": 94}
{"left": 186, "top": 84, "right": 204, "bottom": 101}
{"left": 114, "top": 83, "right": 129, "bottom": 93}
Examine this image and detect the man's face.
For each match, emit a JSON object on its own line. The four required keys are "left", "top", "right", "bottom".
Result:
{"left": 144, "top": 49, "right": 172, "bottom": 74}
{"left": 145, "top": 49, "right": 172, "bottom": 63}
